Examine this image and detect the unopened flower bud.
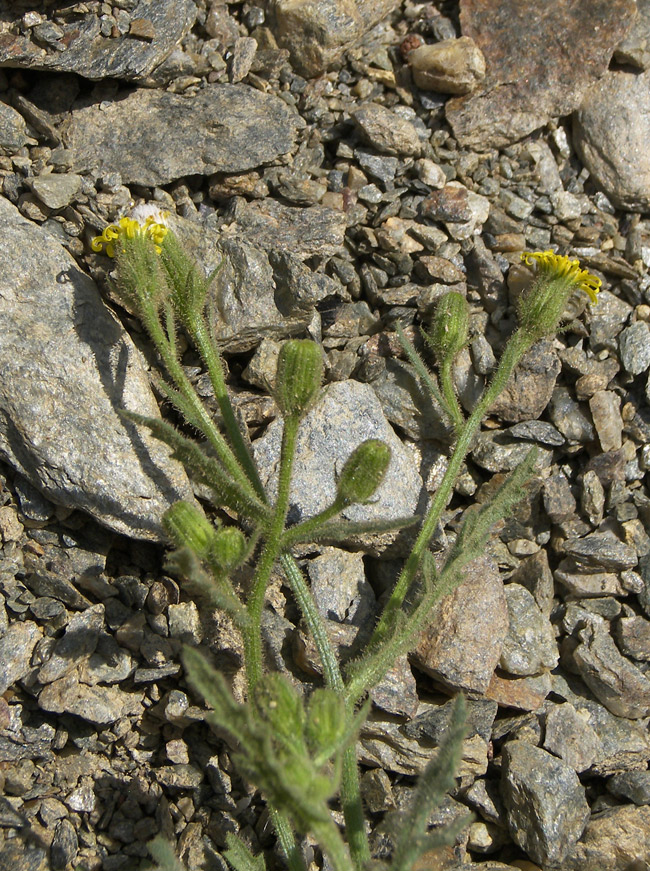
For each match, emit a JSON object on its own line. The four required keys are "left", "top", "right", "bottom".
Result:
{"left": 427, "top": 291, "right": 469, "bottom": 364}
{"left": 275, "top": 340, "right": 323, "bottom": 419}
{"left": 210, "top": 527, "right": 246, "bottom": 572}
{"left": 337, "top": 439, "right": 391, "bottom": 505}
{"left": 163, "top": 502, "right": 218, "bottom": 558}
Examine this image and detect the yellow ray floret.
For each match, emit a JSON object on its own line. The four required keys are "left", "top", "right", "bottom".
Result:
{"left": 91, "top": 215, "right": 168, "bottom": 258}
{"left": 520, "top": 250, "right": 601, "bottom": 304}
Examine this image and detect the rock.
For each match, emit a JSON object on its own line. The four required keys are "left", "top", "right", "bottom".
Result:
{"left": 0, "top": 102, "right": 32, "bottom": 154}
{"left": 588, "top": 390, "right": 623, "bottom": 452}
{"left": 223, "top": 198, "right": 346, "bottom": 260}
{"left": 614, "top": 615, "right": 650, "bottom": 661}
{"left": 253, "top": 380, "right": 422, "bottom": 556}
{"left": 65, "top": 84, "right": 302, "bottom": 186}
{"left": 619, "top": 321, "right": 650, "bottom": 375}
{"left": 408, "top": 37, "right": 485, "bottom": 95}
{"left": 500, "top": 741, "right": 590, "bottom": 866}
{"left": 446, "top": 0, "right": 636, "bottom": 149}
{"left": 205, "top": 236, "right": 336, "bottom": 353}
{"left": 499, "top": 585, "right": 558, "bottom": 677}
{"left": 81, "top": 635, "right": 136, "bottom": 686}
{"left": 37, "top": 604, "right": 105, "bottom": 684}
{"left": 351, "top": 103, "right": 422, "bottom": 157}
{"left": 489, "top": 340, "right": 560, "bottom": 423}
{"left": 0, "top": 1, "right": 196, "bottom": 81}
{"left": 471, "top": 431, "right": 553, "bottom": 474}
{"left": 28, "top": 173, "right": 83, "bottom": 211}
{"left": 562, "top": 805, "right": 650, "bottom": 870}
{"left": 508, "top": 550, "right": 554, "bottom": 616}
{"left": 554, "top": 560, "right": 625, "bottom": 598}
{"left": 547, "top": 386, "right": 595, "bottom": 443}
{"left": 360, "top": 698, "right": 493, "bottom": 781}
{"left": 370, "top": 357, "right": 453, "bottom": 441}
{"left": 572, "top": 622, "right": 650, "bottom": 718}
{"left": 614, "top": 0, "right": 650, "bottom": 69}
{"left": 485, "top": 671, "right": 551, "bottom": 712}
{"left": 607, "top": 770, "right": 650, "bottom": 805}
{"left": 38, "top": 672, "right": 144, "bottom": 725}
{"left": 0, "top": 621, "right": 42, "bottom": 694}
{"left": 306, "top": 547, "right": 375, "bottom": 626}
{"left": 412, "top": 554, "right": 508, "bottom": 694}
{"left": 50, "top": 818, "right": 78, "bottom": 871}
{"left": 542, "top": 473, "right": 576, "bottom": 524}
{"left": 168, "top": 601, "right": 202, "bottom": 644}
{"left": 0, "top": 197, "right": 195, "bottom": 540}
{"left": 269, "top": 0, "right": 401, "bottom": 77}
{"left": 574, "top": 70, "right": 650, "bottom": 211}
{"left": 543, "top": 702, "right": 603, "bottom": 772}
{"left": 563, "top": 532, "right": 637, "bottom": 572}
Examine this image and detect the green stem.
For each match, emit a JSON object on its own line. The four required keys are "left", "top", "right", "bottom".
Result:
{"left": 280, "top": 499, "right": 345, "bottom": 550}
{"left": 140, "top": 301, "right": 260, "bottom": 506}
{"left": 395, "top": 322, "right": 448, "bottom": 422}
{"left": 365, "top": 328, "right": 533, "bottom": 656}
{"left": 279, "top": 553, "right": 370, "bottom": 869}
{"left": 440, "top": 357, "right": 464, "bottom": 435}
{"left": 244, "top": 415, "right": 300, "bottom": 690}
{"left": 190, "top": 313, "right": 267, "bottom": 501}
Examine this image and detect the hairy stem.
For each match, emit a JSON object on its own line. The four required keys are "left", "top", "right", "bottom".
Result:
{"left": 279, "top": 554, "right": 370, "bottom": 869}
{"left": 365, "top": 328, "right": 532, "bottom": 660}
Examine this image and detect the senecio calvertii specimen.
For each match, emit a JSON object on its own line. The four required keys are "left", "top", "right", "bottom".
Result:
{"left": 90, "top": 212, "right": 601, "bottom": 871}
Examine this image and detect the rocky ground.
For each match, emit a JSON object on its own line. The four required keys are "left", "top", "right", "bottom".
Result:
{"left": 1, "top": 0, "right": 650, "bottom": 869}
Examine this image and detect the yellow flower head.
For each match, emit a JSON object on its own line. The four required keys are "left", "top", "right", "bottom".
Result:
{"left": 91, "top": 206, "right": 169, "bottom": 257}
{"left": 520, "top": 250, "right": 601, "bottom": 305}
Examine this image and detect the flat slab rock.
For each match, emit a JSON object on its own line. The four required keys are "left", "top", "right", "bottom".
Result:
{"left": 0, "top": 0, "right": 196, "bottom": 81}
{"left": 63, "top": 84, "right": 303, "bottom": 186}
{"left": 0, "top": 196, "right": 194, "bottom": 540}
{"left": 253, "top": 379, "right": 423, "bottom": 556}
{"left": 446, "top": 0, "right": 636, "bottom": 149}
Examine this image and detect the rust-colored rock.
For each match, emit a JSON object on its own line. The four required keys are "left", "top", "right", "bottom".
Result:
{"left": 446, "top": 0, "right": 637, "bottom": 149}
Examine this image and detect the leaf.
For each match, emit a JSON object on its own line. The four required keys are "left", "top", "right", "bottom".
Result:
{"left": 391, "top": 695, "right": 469, "bottom": 871}
{"left": 283, "top": 515, "right": 418, "bottom": 548}
{"left": 122, "top": 410, "right": 268, "bottom": 523}
{"left": 165, "top": 547, "right": 248, "bottom": 628}
{"left": 148, "top": 837, "right": 185, "bottom": 871}
{"left": 224, "top": 834, "right": 267, "bottom": 871}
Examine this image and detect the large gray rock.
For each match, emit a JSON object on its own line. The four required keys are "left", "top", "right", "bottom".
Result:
{"left": 574, "top": 70, "right": 650, "bottom": 211}
{"left": 501, "top": 741, "right": 590, "bottom": 866}
{"left": 0, "top": 196, "right": 194, "bottom": 540}
{"left": 253, "top": 379, "right": 422, "bottom": 556}
{"left": 64, "top": 84, "right": 303, "bottom": 186}
{"left": 499, "top": 584, "right": 558, "bottom": 677}
{"left": 0, "top": 1, "right": 196, "bottom": 81}
{"left": 447, "top": 0, "right": 636, "bottom": 149}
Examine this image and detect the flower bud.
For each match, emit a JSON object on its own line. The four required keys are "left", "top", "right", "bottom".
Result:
{"left": 163, "top": 502, "right": 218, "bottom": 558}
{"left": 275, "top": 340, "right": 323, "bottom": 419}
{"left": 427, "top": 291, "right": 469, "bottom": 364}
{"left": 337, "top": 439, "right": 391, "bottom": 505}
{"left": 210, "top": 527, "right": 247, "bottom": 572}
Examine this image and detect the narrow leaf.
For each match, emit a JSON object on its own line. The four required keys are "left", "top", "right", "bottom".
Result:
{"left": 122, "top": 410, "right": 268, "bottom": 523}
{"left": 224, "top": 834, "right": 267, "bottom": 871}
{"left": 391, "top": 696, "right": 468, "bottom": 871}
{"left": 284, "top": 515, "right": 418, "bottom": 548}
{"left": 148, "top": 837, "right": 185, "bottom": 871}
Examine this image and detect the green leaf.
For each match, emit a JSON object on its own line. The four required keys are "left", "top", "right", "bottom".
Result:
{"left": 121, "top": 411, "right": 268, "bottom": 523}
{"left": 148, "top": 837, "right": 185, "bottom": 871}
{"left": 165, "top": 547, "right": 248, "bottom": 628}
{"left": 391, "top": 695, "right": 469, "bottom": 871}
{"left": 253, "top": 674, "right": 306, "bottom": 752}
{"left": 224, "top": 834, "right": 267, "bottom": 871}
{"left": 283, "top": 514, "right": 418, "bottom": 548}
